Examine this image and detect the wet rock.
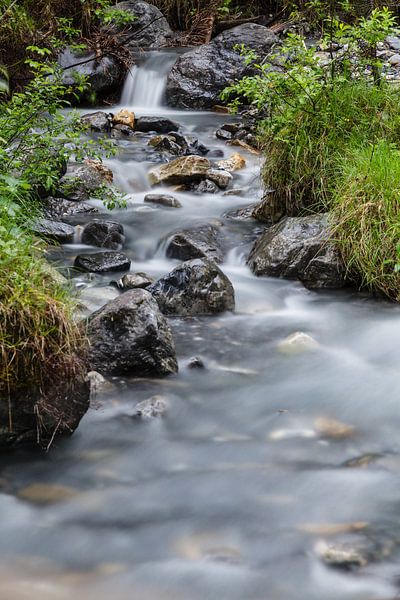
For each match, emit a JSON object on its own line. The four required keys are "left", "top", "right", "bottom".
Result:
{"left": 58, "top": 47, "right": 125, "bottom": 100}
{"left": 85, "top": 370, "right": 115, "bottom": 397}
{"left": 315, "top": 540, "right": 369, "bottom": 570}
{"left": 148, "top": 134, "right": 188, "bottom": 156}
{"left": 314, "top": 416, "right": 355, "bottom": 439}
{"left": 277, "top": 332, "right": 320, "bottom": 354}
{"left": 0, "top": 376, "right": 89, "bottom": 448}
{"left": 32, "top": 218, "right": 75, "bottom": 244}
{"left": 81, "top": 111, "right": 113, "bottom": 132}
{"left": 18, "top": 483, "right": 79, "bottom": 505}
{"left": 112, "top": 108, "right": 135, "bottom": 129}
{"left": 216, "top": 128, "right": 233, "bottom": 141}
{"left": 148, "top": 155, "right": 210, "bottom": 186}
{"left": 342, "top": 453, "right": 383, "bottom": 468}
{"left": 74, "top": 251, "right": 131, "bottom": 273}
{"left": 194, "top": 179, "right": 220, "bottom": 194}
{"left": 298, "top": 522, "right": 368, "bottom": 536}
{"left": 58, "top": 162, "right": 111, "bottom": 202}
{"left": 148, "top": 258, "right": 235, "bottom": 316}
{"left": 166, "top": 223, "right": 224, "bottom": 263}
{"left": 110, "top": 123, "right": 136, "bottom": 139}
{"left": 81, "top": 220, "right": 124, "bottom": 249}
{"left": 247, "top": 214, "right": 346, "bottom": 289}
{"left": 133, "top": 395, "right": 168, "bottom": 418}
{"left": 112, "top": 1, "right": 173, "bottom": 50}
{"left": 228, "top": 138, "right": 260, "bottom": 154}
{"left": 43, "top": 197, "right": 98, "bottom": 220}
{"left": 206, "top": 168, "right": 233, "bottom": 190}
{"left": 217, "top": 153, "right": 246, "bottom": 172}
{"left": 135, "top": 116, "right": 180, "bottom": 133}
{"left": 166, "top": 24, "right": 278, "bottom": 109}
{"left": 115, "top": 272, "right": 154, "bottom": 290}
{"left": 144, "top": 193, "right": 182, "bottom": 208}
{"left": 87, "top": 289, "right": 178, "bottom": 376}
{"left": 386, "top": 35, "right": 400, "bottom": 51}
{"left": 186, "top": 356, "right": 206, "bottom": 369}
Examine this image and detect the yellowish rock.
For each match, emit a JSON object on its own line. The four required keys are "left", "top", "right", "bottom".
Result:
{"left": 228, "top": 138, "right": 260, "bottom": 154}
{"left": 217, "top": 152, "right": 246, "bottom": 172}
{"left": 148, "top": 155, "right": 211, "bottom": 186}
{"left": 112, "top": 108, "right": 135, "bottom": 130}
{"left": 315, "top": 416, "right": 355, "bottom": 439}
{"left": 18, "top": 483, "right": 78, "bottom": 505}
{"left": 277, "top": 331, "right": 320, "bottom": 354}
{"left": 298, "top": 521, "right": 368, "bottom": 536}
{"left": 83, "top": 158, "right": 113, "bottom": 183}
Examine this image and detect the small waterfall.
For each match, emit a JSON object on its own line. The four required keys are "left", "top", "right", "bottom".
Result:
{"left": 120, "top": 51, "right": 178, "bottom": 109}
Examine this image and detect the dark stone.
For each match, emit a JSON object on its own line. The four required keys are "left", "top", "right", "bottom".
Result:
{"left": 194, "top": 179, "right": 220, "bottom": 194}
{"left": 112, "top": 1, "right": 173, "bottom": 50}
{"left": 148, "top": 258, "right": 235, "bottom": 316}
{"left": 0, "top": 376, "right": 89, "bottom": 448}
{"left": 43, "top": 197, "right": 98, "bottom": 220}
{"left": 81, "top": 111, "right": 113, "bottom": 132}
{"left": 136, "top": 116, "right": 180, "bottom": 133}
{"left": 74, "top": 251, "right": 131, "bottom": 273}
{"left": 166, "top": 223, "right": 224, "bottom": 264}
{"left": 87, "top": 289, "right": 178, "bottom": 376}
{"left": 148, "top": 134, "right": 187, "bottom": 156}
{"left": 207, "top": 149, "right": 225, "bottom": 158}
{"left": 115, "top": 272, "right": 155, "bottom": 290}
{"left": 216, "top": 128, "right": 233, "bottom": 141}
{"left": 166, "top": 24, "right": 278, "bottom": 109}
{"left": 58, "top": 47, "right": 125, "bottom": 100}
{"left": 58, "top": 163, "right": 107, "bottom": 202}
{"left": 81, "top": 220, "right": 124, "bottom": 249}
{"left": 32, "top": 218, "right": 75, "bottom": 244}
{"left": 187, "top": 356, "right": 206, "bottom": 369}
{"left": 144, "top": 193, "right": 182, "bottom": 208}
{"left": 247, "top": 214, "right": 346, "bottom": 289}
{"left": 111, "top": 124, "right": 136, "bottom": 139}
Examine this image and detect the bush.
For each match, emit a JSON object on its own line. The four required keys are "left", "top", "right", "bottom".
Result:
{"left": 333, "top": 141, "right": 400, "bottom": 300}
{"left": 222, "top": 7, "right": 400, "bottom": 298}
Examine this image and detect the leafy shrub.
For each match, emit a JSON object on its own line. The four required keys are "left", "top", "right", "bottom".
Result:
{"left": 222, "top": 7, "right": 400, "bottom": 297}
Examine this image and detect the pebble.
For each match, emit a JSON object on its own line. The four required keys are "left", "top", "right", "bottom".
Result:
{"left": 314, "top": 416, "right": 355, "bottom": 439}
{"left": 277, "top": 332, "right": 320, "bottom": 354}
{"left": 315, "top": 540, "right": 369, "bottom": 569}
{"left": 18, "top": 483, "right": 78, "bottom": 505}
{"left": 133, "top": 395, "right": 169, "bottom": 419}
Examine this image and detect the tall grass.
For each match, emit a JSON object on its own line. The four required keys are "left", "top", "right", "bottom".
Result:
{"left": 0, "top": 196, "right": 86, "bottom": 407}
{"left": 333, "top": 141, "right": 400, "bottom": 299}
{"left": 260, "top": 80, "right": 400, "bottom": 220}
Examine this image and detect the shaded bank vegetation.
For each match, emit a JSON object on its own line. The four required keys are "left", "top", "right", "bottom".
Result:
{"left": 223, "top": 4, "right": 400, "bottom": 299}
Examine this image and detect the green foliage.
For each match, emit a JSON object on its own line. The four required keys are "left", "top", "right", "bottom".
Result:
{"left": 222, "top": 7, "right": 400, "bottom": 298}
{"left": 333, "top": 141, "right": 400, "bottom": 300}
{"left": 0, "top": 60, "right": 125, "bottom": 402}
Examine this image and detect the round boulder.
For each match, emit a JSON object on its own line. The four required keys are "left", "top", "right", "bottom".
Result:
{"left": 87, "top": 289, "right": 178, "bottom": 376}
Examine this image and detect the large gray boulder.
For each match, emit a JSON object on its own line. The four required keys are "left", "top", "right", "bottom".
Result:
{"left": 166, "top": 24, "right": 278, "bottom": 109}
{"left": 247, "top": 214, "right": 346, "bottom": 289}
{"left": 87, "top": 289, "right": 178, "bottom": 376}
{"left": 112, "top": 1, "right": 173, "bottom": 50}
{"left": 58, "top": 48, "right": 125, "bottom": 100}
{"left": 149, "top": 259, "right": 235, "bottom": 316}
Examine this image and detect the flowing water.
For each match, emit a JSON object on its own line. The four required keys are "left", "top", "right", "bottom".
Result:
{"left": 1, "top": 51, "right": 400, "bottom": 600}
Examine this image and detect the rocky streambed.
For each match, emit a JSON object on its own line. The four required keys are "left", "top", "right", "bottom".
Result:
{"left": 2, "top": 24, "right": 400, "bottom": 600}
